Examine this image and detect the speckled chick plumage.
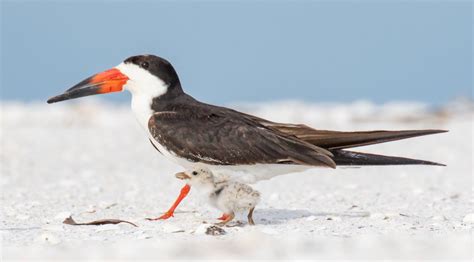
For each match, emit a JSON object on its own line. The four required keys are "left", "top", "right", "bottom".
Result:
{"left": 176, "top": 167, "right": 260, "bottom": 225}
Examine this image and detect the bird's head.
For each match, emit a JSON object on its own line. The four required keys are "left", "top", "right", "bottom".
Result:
{"left": 175, "top": 168, "right": 215, "bottom": 188}
{"left": 47, "top": 54, "right": 182, "bottom": 104}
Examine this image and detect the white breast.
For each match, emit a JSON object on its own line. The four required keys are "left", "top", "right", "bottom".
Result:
{"left": 116, "top": 62, "right": 163, "bottom": 128}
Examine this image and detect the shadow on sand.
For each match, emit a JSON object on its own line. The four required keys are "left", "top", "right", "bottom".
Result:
{"left": 254, "top": 208, "right": 370, "bottom": 225}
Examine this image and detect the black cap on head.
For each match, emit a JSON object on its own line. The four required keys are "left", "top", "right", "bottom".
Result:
{"left": 124, "top": 55, "right": 181, "bottom": 89}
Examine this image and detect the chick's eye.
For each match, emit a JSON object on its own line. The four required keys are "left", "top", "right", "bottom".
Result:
{"left": 192, "top": 171, "right": 198, "bottom": 176}
{"left": 141, "top": 61, "right": 149, "bottom": 69}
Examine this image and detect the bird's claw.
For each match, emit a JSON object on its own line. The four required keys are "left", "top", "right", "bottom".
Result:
{"left": 146, "top": 211, "right": 174, "bottom": 221}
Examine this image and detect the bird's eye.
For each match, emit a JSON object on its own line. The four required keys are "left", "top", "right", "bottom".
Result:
{"left": 141, "top": 61, "right": 149, "bottom": 69}
{"left": 192, "top": 171, "right": 198, "bottom": 176}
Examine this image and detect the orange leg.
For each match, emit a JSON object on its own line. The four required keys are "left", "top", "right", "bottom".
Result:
{"left": 215, "top": 212, "right": 235, "bottom": 226}
{"left": 146, "top": 184, "right": 191, "bottom": 220}
{"left": 217, "top": 213, "right": 230, "bottom": 221}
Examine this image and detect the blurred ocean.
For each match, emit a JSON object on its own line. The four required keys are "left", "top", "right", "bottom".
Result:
{"left": 1, "top": 1, "right": 472, "bottom": 105}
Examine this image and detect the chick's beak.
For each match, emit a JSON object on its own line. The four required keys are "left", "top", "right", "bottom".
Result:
{"left": 175, "top": 172, "right": 191, "bottom": 180}
{"left": 47, "top": 68, "right": 129, "bottom": 103}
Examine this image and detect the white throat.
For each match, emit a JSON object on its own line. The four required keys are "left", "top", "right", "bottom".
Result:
{"left": 115, "top": 62, "right": 168, "bottom": 130}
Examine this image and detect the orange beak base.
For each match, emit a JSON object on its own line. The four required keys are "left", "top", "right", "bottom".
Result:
{"left": 47, "top": 68, "right": 129, "bottom": 104}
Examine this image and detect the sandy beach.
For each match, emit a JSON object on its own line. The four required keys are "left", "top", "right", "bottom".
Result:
{"left": 1, "top": 100, "right": 472, "bottom": 260}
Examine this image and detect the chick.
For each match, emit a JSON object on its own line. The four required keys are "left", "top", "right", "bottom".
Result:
{"left": 175, "top": 167, "right": 260, "bottom": 226}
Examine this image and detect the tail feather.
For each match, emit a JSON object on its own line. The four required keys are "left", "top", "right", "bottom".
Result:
{"left": 276, "top": 126, "right": 447, "bottom": 150}
{"left": 262, "top": 121, "right": 447, "bottom": 166}
{"left": 331, "top": 150, "right": 445, "bottom": 166}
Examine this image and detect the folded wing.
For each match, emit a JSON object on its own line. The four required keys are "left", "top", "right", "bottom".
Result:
{"left": 148, "top": 110, "right": 336, "bottom": 168}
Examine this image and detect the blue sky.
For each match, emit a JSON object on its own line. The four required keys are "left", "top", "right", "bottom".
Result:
{"left": 1, "top": 1, "right": 472, "bottom": 105}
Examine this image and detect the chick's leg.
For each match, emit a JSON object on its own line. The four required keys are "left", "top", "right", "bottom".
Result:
{"left": 247, "top": 207, "right": 256, "bottom": 225}
{"left": 146, "top": 184, "right": 191, "bottom": 220}
{"left": 215, "top": 212, "right": 235, "bottom": 226}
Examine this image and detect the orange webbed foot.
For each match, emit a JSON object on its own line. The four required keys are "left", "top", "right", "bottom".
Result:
{"left": 217, "top": 213, "right": 230, "bottom": 221}
{"left": 146, "top": 211, "right": 174, "bottom": 221}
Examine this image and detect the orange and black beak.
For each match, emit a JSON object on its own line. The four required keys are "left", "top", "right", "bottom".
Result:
{"left": 47, "top": 68, "right": 129, "bottom": 104}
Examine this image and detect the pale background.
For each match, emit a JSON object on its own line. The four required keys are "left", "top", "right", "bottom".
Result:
{"left": 1, "top": 1, "right": 472, "bottom": 104}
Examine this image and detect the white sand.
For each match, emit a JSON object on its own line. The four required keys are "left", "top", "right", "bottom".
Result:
{"left": 1, "top": 100, "right": 472, "bottom": 260}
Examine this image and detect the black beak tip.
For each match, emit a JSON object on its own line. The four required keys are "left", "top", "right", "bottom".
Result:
{"left": 47, "top": 96, "right": 59, "bottom": 104}
{"left": 47, "top": 93, "right": 70, "bottom": 104}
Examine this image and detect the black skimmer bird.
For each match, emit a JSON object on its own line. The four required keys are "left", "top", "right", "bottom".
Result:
{"left": 47, "top": 54, "right": 447, "bottom": 220}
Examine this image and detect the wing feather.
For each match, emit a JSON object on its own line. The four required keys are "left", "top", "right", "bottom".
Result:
{"left": 256, "top": 122, "right": 446, "bottom": 150}
{"left": 148, "top": 109, "right": 336, "bottom": 168}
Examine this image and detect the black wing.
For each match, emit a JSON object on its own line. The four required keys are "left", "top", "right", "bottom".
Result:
{"left": 148, "top": 109, "right": 336, "bottom": 168}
